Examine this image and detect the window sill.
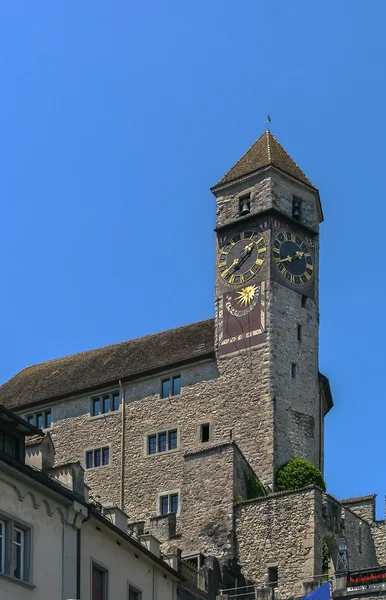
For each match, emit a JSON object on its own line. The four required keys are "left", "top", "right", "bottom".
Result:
{"left": 0, "top": 572, "right": 36, "bottom": 589}
{"left": 145, "top": 448, "right": 180, "bottom": 458}
{"left": 89, "top": 410, "right": 120, "bottom": 421}
{"left": 85, "top": 464, "right": 110, "bottom": 472}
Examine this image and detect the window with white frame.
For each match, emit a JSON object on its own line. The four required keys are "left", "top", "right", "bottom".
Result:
{"left": 0, "top": 517, "right": 30, "bottom": 582}
{"left": 25, "top": 408, "right": 52, "bottom": 429}
{"left": 159, "top": 492, "right": 179, "bottom": 515}
{"left": 91, "top": 391, "right": 120, "bottom": 417}
{"left": 85, "top": 447, "right": 110, "bottom": 469}
{"left": 161, "top": 375, "right": 181, "bottom": 399}
{"left": 147, "top": 428, "right": 178, "bottom": 455}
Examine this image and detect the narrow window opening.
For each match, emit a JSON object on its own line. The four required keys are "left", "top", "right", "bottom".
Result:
{"left": 200, "top": 423, "right": 210, "bottom": 443}
{"left": 291, "top": 363, "right": 297, "bottom": 379}
{"left": 297, "top": 324, "right": 302, "bottom": 342}
{"left": 239, "top": 195, "right": 251, "bottom": 216}
{"left": 301, "top": 294, "right": 307, "bottom": 308}
{"left": 292, "top": 197, "right": 301, "bottom": 220}
{"left": 268, "top": 566, "right": 278, "bottom": 588}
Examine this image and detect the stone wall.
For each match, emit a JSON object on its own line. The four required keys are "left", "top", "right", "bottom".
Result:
{"left": 341, "top": 497, "right": 376, "bottom": 524}
{"left": 236, "top": 487, "right": 379, "bottom": 597}
{"left": 370, "top": 521, "right": 386, "bottom": 566}
{"left": 179, "top": 442, "right": 254, "bottom": 558}
{"left": 270, "top": 279, "right": 321, "bottom": 475}
{"left": 235, "top": 487, "right": 317, "bottom": 596}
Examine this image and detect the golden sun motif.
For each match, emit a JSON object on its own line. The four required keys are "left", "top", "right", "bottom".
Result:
{"left": 236, "top": 285, "right": 257, "bottom": 307}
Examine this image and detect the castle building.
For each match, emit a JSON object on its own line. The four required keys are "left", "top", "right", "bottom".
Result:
{"left": 1, "top": 130, "right": 386, "bottom": 598}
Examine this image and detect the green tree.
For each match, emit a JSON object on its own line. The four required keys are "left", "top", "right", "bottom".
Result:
{"left": 275, "top": 458, "right": 326, "bottom": 491}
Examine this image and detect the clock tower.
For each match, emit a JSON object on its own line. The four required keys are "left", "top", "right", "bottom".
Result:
{"left": 211, "top": 130, "right": 329, "bottom": 486}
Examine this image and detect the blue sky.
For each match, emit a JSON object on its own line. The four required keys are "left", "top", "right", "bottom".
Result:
{"left": 0, "top": 1, "right": 385, "bottom": 514}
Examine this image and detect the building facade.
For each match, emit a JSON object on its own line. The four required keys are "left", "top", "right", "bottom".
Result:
{"left": 1, "top": 130, "right": 385, "bottom": 597}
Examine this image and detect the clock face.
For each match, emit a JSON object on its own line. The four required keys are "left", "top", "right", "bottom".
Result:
{"left": 273, "top": 230, "right": 314, "bottom": 285}
{"left": 218, "top": 230, "right": 267, "bottom": 285}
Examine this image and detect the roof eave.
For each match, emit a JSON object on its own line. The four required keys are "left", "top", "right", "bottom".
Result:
{"left": 12, "top": 350, "right": 216, "bottom": 414}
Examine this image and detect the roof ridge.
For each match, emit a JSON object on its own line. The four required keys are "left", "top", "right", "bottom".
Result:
{"left": 268, "top": 131, "right": 314, "bottom": 187}
{"left": 0, "top": 317, "right": 215, "bottom": 380}
{"left": 266, "top": 129, "right": 272, "bottom": 162}
{"left": 212, "top": 131, "right": 267, "bottom": 189}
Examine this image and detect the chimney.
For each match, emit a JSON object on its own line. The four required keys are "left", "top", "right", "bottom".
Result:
{"left": 25, "top": 434, "right": 55, "bottom": 471}
{"left": 103, "top": 505, "right": 128, "bottom": 533}
{"left": 140, "top": 534, "right": 161, "bottom": 558}
{"left": 47, "top": 462, "right": 86, "bottom": 499}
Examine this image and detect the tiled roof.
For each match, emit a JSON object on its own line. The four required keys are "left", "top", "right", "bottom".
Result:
{"left": 0, "top": 319, "right": 215, "bottom": 411}
{"left": 25, "top": 434, "right": 46, "bottom": 447}
{"left": 341, "top": 495, "right": 376, "bottom": 504}
{"left": 212, "top": 130, "right": 315, "bottom": 189}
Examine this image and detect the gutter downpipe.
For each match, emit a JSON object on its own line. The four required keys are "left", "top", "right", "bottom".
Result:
{"left": 77, "top": 511, "right": 91, "bottom": 600}
{"left": 119, "top": 379, "right": 125, "bottom": 511}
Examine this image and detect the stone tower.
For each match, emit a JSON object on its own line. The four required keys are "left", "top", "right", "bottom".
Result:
{"left": 211, "top": 130, "right": 328, "bottom": 485}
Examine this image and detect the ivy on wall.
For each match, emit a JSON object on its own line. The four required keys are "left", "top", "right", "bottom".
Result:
{"left": 244, "top": 470, "right": 267, "bottom": 499}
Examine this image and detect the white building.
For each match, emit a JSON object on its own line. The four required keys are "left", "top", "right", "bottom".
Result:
{"left": 0, "top": 404, "right": 180, "bottom": 600}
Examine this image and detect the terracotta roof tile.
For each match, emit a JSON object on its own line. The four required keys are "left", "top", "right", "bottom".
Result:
{"left": 0, "top": 319, "right": 215, "bottom": 411}
{"left": 213, "top": 130, "right": 315, "bottom": 189}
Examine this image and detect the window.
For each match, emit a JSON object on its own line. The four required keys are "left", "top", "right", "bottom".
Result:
{"left": 297, "top": 324, "right": 302, "bottom": 342}
{"left": 91, "top": 390, "right": 120, "bottom": 417}
{"left": 0, "top": 521, "right": 4, "bottom": 573}
{"left": 268, "top": 566, "right": 278, "bottom": 587}
{"left": 200, "top": 423, "right": 210, "bottom": 443}
{"left": 85, "top": 447, "right": 110, "bottom": 469}
{"left": 0, "top": 518, "right": 30, "bottom": 582}
{"left": 161, "top": 375, "right": 181, "bottom": 398}
{"left": 146, "top": 429, "right": 178, "bottom": 455}
{"left": 24, "top": 408, "right": 52, "bottom": 429}
{"left": 92, "top": 563, "right": 107, "bottom": 600}
{"left": 301, "top": 294, "right": 307, "bottom": 308}
{"left": 292, "top": 196, "right": 301, "bottom": 220}
{"left": 0, "top": 432, "right": 20, "bottom": 461}
{"left": 12, "top": 528, "right": 24, "bottom": 580}
{"left": 129, "top": 585, "right": 142, "bottom": 600}
{"left": 159, "top": 492, "right": 179, "bottom": 515}
{"left": 239, "top": 194, "right": 251, "bottom": 216}
{"left": 291, "top": 363, "right": 297, "bottom": 379}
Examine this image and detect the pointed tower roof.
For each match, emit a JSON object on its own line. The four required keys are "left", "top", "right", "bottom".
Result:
{"left": 212, "top": 130, "right": 315, "bottom": 190}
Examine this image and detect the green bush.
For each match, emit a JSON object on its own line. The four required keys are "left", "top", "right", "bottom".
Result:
{"left": 275, "top": 458, "right": 326, "bottom": 491}
{"left": 244, "top": 470, "right": 267, "bottom": 499}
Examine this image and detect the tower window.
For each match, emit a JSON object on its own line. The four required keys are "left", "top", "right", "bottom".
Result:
{"left": 292, "top": 196, "right": 302, "bottom": 220}
{"left": 301, "top": 294, "right": 307, "bottom": 308}
{"left": 200, "top": 423, "right": 211, "bottom": 443}
{"left": 291, "top": 363, "right": 297, "bottom": 379}
{"left": 239, "top": 195, "right": 251, "bottom": 216}
{"left": 297, "top": 324, "right": 302, "bottom": 342}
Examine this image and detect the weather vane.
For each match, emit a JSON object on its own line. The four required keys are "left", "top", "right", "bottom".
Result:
{"left": 264, "top": 113, "right": 271, "bottom": 130}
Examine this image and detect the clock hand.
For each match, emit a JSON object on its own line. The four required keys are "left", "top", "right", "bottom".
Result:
{"left": 277, "top": 251, "right": 305, "bottom": 264}
{"left": 233, "top": 242, "right": 255, "bottom": 270}
{"left": 222, "top": 258, "right": 239, "bottom": 278}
